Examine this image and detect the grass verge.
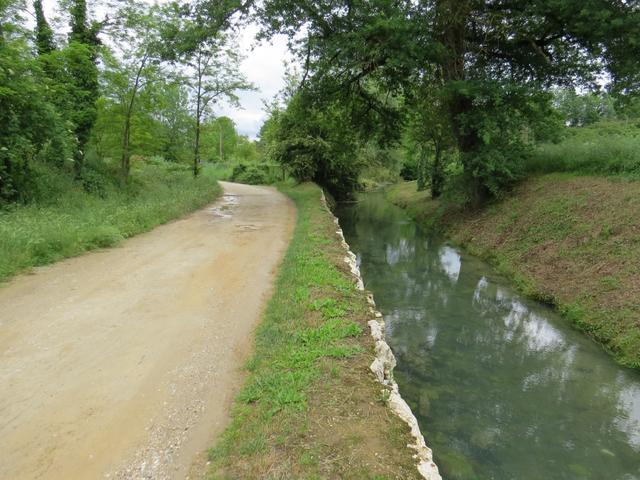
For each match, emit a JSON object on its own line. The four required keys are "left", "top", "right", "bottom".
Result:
{"left": 0, "top": 161, "right": 222, "bottom": 282}
{"left": 386, "top": 176, "right": 640, "bottom": 370}
{"left": 208, "top": 182, "right": 420, "bottom": 480}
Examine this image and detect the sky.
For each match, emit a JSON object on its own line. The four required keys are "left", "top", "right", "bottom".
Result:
{"left": 216, "top": 24, "right": 292, "bottom": 139}
{"left": 40, "top": 1, "right": 292, "bottom": 140}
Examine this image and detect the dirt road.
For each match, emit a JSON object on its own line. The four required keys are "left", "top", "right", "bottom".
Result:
{"left": 0, "top": 182, "right": 295, "bottom": 480}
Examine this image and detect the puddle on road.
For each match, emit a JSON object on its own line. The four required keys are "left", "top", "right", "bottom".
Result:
{"left": 236, "top": 224, "right": 261, "bottom": 232}
{"left": 209, "top": 194, "right": 239, "bottom": 221}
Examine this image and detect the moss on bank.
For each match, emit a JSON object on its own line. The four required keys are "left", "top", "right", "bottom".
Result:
{"left": 208, "top": 183, "right": 420, "bottom": 479}
{"left": 386, "top": 176, "right": 640, "bottom": 370}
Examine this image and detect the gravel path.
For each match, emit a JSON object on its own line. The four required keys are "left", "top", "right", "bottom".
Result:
{"left": 0, "top": 182, "right": 295, "bottom": 480}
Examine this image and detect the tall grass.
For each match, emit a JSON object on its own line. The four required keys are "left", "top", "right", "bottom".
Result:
{"left": 0, "top": 160, "right": 222, "bottom": 282}
{"left": 527, "top": 120, "right": 640, "bottom": 177}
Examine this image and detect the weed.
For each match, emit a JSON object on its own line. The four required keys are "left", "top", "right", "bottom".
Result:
{"left": 527, "top": 120, "right": 640, "bottom": 178}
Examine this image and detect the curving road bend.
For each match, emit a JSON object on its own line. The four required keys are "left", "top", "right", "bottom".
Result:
{"left": 0, "top": 182, "right": 295, "bottom": 480}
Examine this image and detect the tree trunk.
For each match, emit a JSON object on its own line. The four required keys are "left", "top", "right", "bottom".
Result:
{"left": 417, "top": 150, "right": 427, "bottom": 192}
{"left": 436, "top": 0, "right": 486, "bottom": 206}
{"left": 194, "top": 113, "right": 201, "bottom": 177}
{"left": 120, "top": 114, "right": 132, "bottom": 184}
{"left": 193, "top": 58, "right": 203, "bottom": 178}
{"left": 219, "top": 127, "right": 223, "bottom": 162}
{"left": 431, "top": 143, "right": 444, "bottom": 199}
{"left": 120, "top": 56, "right": 147, "bottom": 184}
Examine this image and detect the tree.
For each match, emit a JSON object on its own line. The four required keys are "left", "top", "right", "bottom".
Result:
{"left": 153, "top": 80, "right": 194, "bottom": 163}
{"left": 202, "top": 116, "right": 237, "bottom": 162}
{"left": 67, "top": 0, "right": 101, "bottom": 178}
{"left": 268, "top": 90, "right": 363, "bottom": 199}
{"left": 184, "top": 33, "right": 252, "bottom": 176}
{"left": 33, "top": 0, "right": 54, "bottom": 55}
{"left": 256, "top": 0, "right": 640, "bottom": 204}
{"left": 160, "top": 0, "right": 254, "bottom": 176}
{"left": 554, "top": 88, "right": 617, "bottom": 127}
{"left": 1, "top": 1, "right": 71, "bottom": 202}
{"left": 103, "top": 2, "right": 163, "bottom": 182}
{"left": 404, "top": 78, "right": 455, "bottom": 198}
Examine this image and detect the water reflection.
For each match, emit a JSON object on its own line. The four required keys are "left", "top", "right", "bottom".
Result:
{"left": 337, "top": 193, "right": 640, "bottom": 480}
{"left": 439, "top": 246, "right": 461, "bottom": 282}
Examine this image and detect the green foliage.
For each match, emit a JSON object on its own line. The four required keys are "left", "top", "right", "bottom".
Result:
{"left": 66, "top": 0, "right": 101, "bottom": 177}
{"left": 1, "top": 0, "right": 252, "bottom": 207}
{"left": 0, "top": 30, "right": 72, "bottom": 203}
{"left": 528, "top": 121, "right": 640, "bottom": 177}
{"left": 554, "top": 88, "right": 617, "bottom": 127}
{"left": 200, "top": 116, "right": 258, "bottom": 163}
{"left": 162, "top": 0, "right": 254, "bottom": 176}
{"left": 263, "top": 92, "right": 363, "bottom": 199}
{"left": 399, "top": 157, "right": 418, "bottom": 181}
{"left": 256, "top": 0, "right": 640, "bottom": 202}
{"left": 230, "top": 163, "right": 272, "bottom": 185}
{"left": 33, "top": 0, "right": 55, "bottom": 55}
{"left": 0, "top": 160, "right": 222, "bottom": 281}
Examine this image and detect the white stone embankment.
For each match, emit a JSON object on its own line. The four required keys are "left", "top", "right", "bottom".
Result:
{"left": 321, "top": 192, "right": 442, "bottom": 480}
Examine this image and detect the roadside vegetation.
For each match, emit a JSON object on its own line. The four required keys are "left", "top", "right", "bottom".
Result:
{"left": 0, "top": 160, "right": 221, "bottom": 282}
{"left": 208, "top": 182, "right": 420, "bottom": 480}
{"left": 1, "top": 0, "right": 264, "bottom": 282}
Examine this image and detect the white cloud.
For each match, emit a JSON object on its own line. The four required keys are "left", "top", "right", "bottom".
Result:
{"left": 217, "top": 24, "right": 292, "bottom": 139}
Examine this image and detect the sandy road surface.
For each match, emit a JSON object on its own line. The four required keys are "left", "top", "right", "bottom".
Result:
{"left": 0, "top": 182, "right": 295, "bottom": 480}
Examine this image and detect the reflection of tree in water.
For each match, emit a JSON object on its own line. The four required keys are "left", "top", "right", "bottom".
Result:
{"left": 337, "top": 193, "right": 640, "bottom": 480}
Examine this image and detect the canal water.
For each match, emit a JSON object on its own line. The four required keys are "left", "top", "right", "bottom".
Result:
{"left": 336, "top": 192, "right": 640, "bottom": 480}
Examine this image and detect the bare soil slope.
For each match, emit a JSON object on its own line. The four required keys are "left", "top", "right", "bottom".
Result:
{"left": 0, "top": 182, "right": 295, "bottom": 480}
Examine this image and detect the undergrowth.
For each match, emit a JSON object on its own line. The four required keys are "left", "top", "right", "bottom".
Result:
{"left": 0, "top": 159, "right": 222, "bottom": 282}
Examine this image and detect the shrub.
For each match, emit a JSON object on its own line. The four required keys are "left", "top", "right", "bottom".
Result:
{"left": 230, "top": 163, "right": 271, "bottom": 185}
{"left": 399, "top": 157, "right": 418, "bottom": 181}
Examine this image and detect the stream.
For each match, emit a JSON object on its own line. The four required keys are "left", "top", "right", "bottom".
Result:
{"left": 336, "top": 192, "right": 640, "bottom": 480}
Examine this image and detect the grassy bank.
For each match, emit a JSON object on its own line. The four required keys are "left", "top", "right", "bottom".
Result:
{"left": 386, "top": 176, "right": 640, "bottom": 369}
{"left": 208, "top": 183, "right": 420, "bottom": 479}
{"left": 0, "top": 160, "right": 222, "bottom": 282}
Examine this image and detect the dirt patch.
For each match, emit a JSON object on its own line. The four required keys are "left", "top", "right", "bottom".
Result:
{"left": 0, "top": 182, "right": 295, "bottom": 479}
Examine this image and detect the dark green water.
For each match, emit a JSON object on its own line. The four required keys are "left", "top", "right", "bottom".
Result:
{"left": 336, "top": 193, "right": 640, "bottom": 480}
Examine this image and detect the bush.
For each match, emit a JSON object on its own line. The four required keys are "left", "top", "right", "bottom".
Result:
{"left": 399, "top": 157, "right": 418, "bottom": 181}
{"left": 230, "top": 163, "right": 271, "bottom": 185}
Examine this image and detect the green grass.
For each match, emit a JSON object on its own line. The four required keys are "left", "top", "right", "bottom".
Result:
{"left": 528, "top": 120, "right": 640, "bottom": 177}
{"left": 0, "top": 160, "right": 222, "bottom": 282}
{"left": 385, "top": 181, "right": 448, "bottom": 230}
{"left": 208, "top": 182, "right": 420, "bottom": 479}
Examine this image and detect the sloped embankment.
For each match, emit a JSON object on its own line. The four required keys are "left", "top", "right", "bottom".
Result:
{"left": 387, "top": 175, "right": 640, "bottom": 369}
